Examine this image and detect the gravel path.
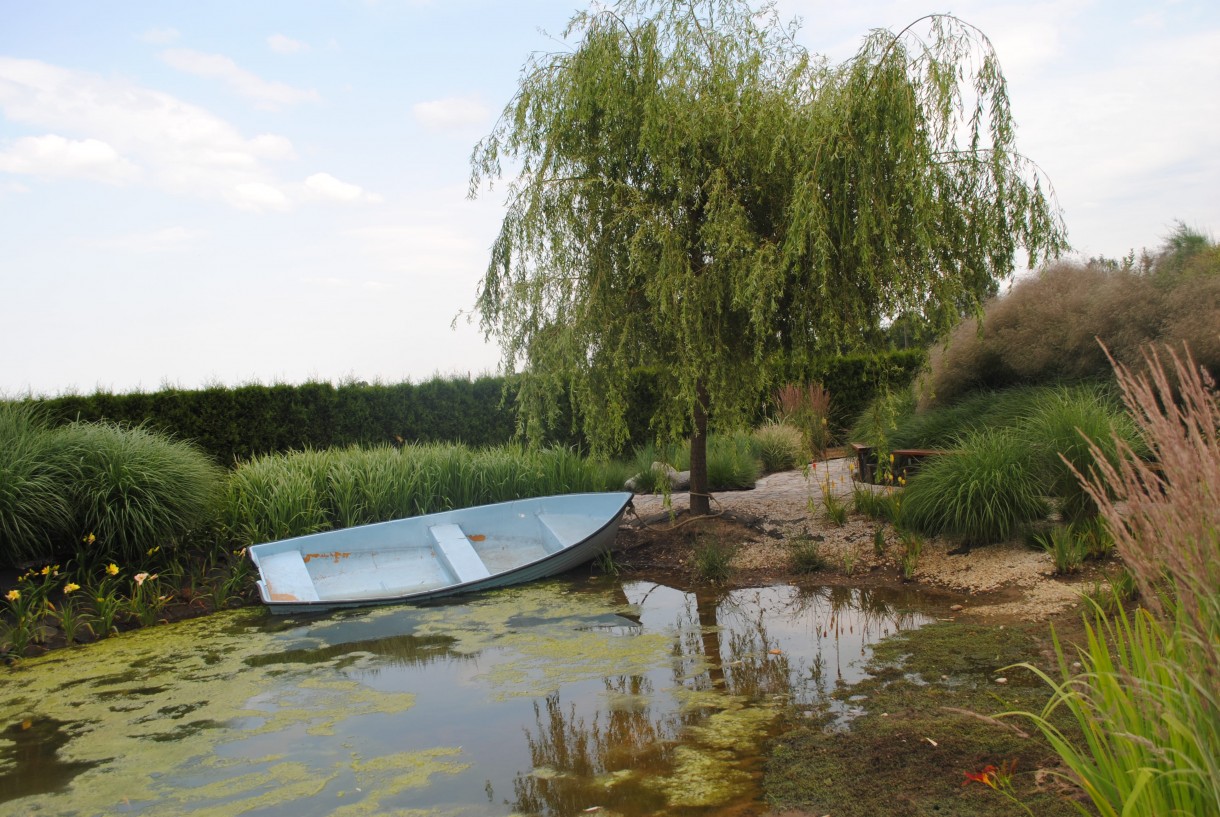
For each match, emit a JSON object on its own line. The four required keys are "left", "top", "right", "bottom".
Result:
{"left": 625, "top": 457, "right": 1096, "bottom": 622}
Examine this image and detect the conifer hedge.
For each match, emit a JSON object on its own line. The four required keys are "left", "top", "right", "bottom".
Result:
{"left": 17, "top": 352, "right": 920, "bottom": 465}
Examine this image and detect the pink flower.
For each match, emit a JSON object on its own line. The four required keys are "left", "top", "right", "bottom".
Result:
{"left": 133, "top": 572, "right": 157, "bottom": 586}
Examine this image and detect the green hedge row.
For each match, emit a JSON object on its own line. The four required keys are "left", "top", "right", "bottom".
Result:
{"left": 18, "top": 351, "right": 923, "bottom": 465}
{"left": 29, "top": 377, "right": 517, "bottom": 465}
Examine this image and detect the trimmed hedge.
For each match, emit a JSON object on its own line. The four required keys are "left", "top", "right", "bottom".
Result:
{"left": 17, "top": 351, "right": 922, "bottom": 464}
{"left": 778, "top": 349, "right": 927, "bottom": 433}
{"left": 29, "top": 376, "right": 518, "bottom": 465}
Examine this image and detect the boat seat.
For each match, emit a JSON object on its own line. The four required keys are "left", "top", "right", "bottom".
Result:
{"left": 429, "top": 523, "right": 492, "bottom": 583}
{"left": 259, "top": 550, "right": 321, "bottom": 602}
{"left": 536, "top": 513, "right": 587, "bottom": 554}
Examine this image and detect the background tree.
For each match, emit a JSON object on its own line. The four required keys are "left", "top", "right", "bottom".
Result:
{"left": 470, "top": 0, "right": 1067, "bottom": 514}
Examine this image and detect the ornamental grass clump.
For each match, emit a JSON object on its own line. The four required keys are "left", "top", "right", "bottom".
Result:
{"left": 1003, "top": 345, "right": 1220, "bottom": 816}
{"left": 1020, "top": 385, "right": 1141, "bottom": 522}
{"left": 900, "top": 428, "right": 1048, "bottom": 545}
{"left": 61, "top": 422, "right": 225, "bottom": 564}
{"left": 0, "top": 403, "right": 75, "bottom": 565}
{"left": 751, "top": 421, "right": 804, "bottom": 472}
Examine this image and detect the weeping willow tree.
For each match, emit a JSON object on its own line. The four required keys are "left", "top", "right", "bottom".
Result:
{"left": 470, "top": 0, "right": 1067, "bottom": 514}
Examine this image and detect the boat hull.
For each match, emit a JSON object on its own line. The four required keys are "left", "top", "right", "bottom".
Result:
{"left": 247, "top": 492, "right": 633, "bottom": 614}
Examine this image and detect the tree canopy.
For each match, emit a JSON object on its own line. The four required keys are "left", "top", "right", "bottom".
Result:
{"left": 470, "top": 0, "right": 1067, "bottom": 513}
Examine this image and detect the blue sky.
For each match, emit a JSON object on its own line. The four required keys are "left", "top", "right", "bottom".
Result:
{"left": 2, "top": 0, "right": 1217, "bottom": 397}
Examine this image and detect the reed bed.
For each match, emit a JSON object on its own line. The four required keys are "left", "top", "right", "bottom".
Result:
{"left": 223, "top": 443, "right": 621, "bottom": 546}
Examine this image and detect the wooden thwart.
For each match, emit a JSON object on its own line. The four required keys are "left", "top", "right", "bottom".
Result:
{"left": 430, "top": 523, "right": 492, "bottom": 583}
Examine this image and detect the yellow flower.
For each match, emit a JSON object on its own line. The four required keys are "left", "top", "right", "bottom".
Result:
{"left": 40, "top": 565, "right": 51, "bottom": 576}
{"left": 64, "top": 582, "right": 81, "bottom": 594}
{"left": 5, "top": 589, "right": 19, "bottom": 602}
{"left": 147, "top": 545, "right": 161, "bottom": 556}
{"left": 106, "top": 563, "right": 119, "bottom": 576}
{"left": 83, "top": 533, "right": 96, "bottom": 545}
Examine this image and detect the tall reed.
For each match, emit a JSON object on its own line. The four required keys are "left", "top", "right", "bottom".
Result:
{"left": 223, "top": 442, "right": 618, "bottom": 547}
{"left": 1005, "top": 345, "right": 1220, "bottom": 816}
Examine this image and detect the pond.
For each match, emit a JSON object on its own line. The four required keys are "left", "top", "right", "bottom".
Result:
{"left": 0, "top": 577, "right": 937, "bottom": 816}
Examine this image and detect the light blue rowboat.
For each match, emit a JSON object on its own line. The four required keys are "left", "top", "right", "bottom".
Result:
{"left": 248, "top": 492, "right": 634, "bottom": 614}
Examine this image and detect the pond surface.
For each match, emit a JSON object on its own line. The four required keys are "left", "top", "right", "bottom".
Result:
{"left": 0, "top": 577, "right": 936, "bottom": 816}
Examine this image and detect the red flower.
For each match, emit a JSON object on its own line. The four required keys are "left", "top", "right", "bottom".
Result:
{"left": 963, "top": 764, "right": 999, "bottom": 789}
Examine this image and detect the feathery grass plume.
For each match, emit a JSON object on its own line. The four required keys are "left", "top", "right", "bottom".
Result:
{"left": 1003, "top": 344, "right": 1220, "bottom": 816}
{"left": 775, "top": 382, "right": 833, "bottom": 460}
{"left": 900, "top": 428, "right": 1048, "bottom": 545}
{"left": 0, "top": 403, "right": 75, "bottom": 565}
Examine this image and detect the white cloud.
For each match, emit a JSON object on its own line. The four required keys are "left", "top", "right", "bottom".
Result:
{"left": 138, "top": 27, "right": 180, "bottom": 45}
{"left": 0, "top": 57, "right": 301, "bottom": 210}
{"left": 267, "top": 33, "right": 309, "bottom": 54}
{"left": 0, "top": 134, "right": 139, "bottom": 183}
{"left": 411, "top": 95, "right": 491, "bottom": 131}
{"left": 161, "top": 48, "right": 320, "bottom": 109}
{"left": 229, "top": 181, "right": 291, "bottom": 211}
{"left": 303, "top": 172, "right": 383, "bottom": 204}
{"left": 87, "top": 226, "right": 210, "bottom": 253}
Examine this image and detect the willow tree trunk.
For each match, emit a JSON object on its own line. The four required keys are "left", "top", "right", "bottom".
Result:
{"left": 689, "top": 381, "right": 711, "bottom": 516}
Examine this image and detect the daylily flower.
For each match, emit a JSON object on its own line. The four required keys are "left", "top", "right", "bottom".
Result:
{"left": 6, "top": 589, "right": 19, "bottom": 602}
{"left": 106, "top": 563, "right": 119, "bottom": 576}
{"left": 63, "top": 582, "right": 80, "bottom": 594}
{"left": 134, "top": 572, "right": 150, "bottom": 586}
{"left": 962, "top": 765, "right": 999, "bottom": 789}
{"left": 83, "top": 533, "right": 96, "bottom": 545}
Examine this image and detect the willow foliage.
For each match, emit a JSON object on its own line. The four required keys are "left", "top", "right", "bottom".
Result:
{"left": 471, "top": 0, "right": 1067, "bottom": 461}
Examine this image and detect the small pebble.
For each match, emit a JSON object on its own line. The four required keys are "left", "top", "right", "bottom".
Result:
{"left": 995, "top": 677, "right": 1008, "bottom": 685}
{"left": 949, "top": 604, "right": 964, "bottom": 612}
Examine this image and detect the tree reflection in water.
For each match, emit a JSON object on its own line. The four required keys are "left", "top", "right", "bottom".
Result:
{"left": 509, "top": 582, "right": 932, "bottom": 816}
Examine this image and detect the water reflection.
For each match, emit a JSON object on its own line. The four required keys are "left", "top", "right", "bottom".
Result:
{"left": 0, "top": 579, "right": 934, "bottom": 816}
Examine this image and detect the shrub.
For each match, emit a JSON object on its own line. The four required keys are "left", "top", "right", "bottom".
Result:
{"left": 61, "top": 422, "right": 225, "bottom": 563}
{"left": 919, "top": 243, "right": 1220, "bottom": 411}
{"left": 0, "top": 403, "right": 75, "bottom": 565}
{"left": 751, "top": 421, "right": 804, "bottom": 472}
{"left": 900, "top": 428, "right": 1049, "bottom": 545}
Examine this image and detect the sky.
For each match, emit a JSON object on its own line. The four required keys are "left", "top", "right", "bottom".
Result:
{"left": 2, "top": 0, "right": 1217, "bottom": 398}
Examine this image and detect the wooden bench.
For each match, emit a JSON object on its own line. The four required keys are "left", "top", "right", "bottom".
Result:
{"left": 892, "top": 449, "right": 950, "bottom": 481}
{"left": 850, "top": 444, "right": 950, "bottom": 484}
{"left": 430, "top": 523, "right": 492, "bottom": 583}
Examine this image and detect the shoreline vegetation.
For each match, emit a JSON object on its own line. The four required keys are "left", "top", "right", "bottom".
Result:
{"left": 4, "top": 240, "right": 1218, "bottom": 811}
